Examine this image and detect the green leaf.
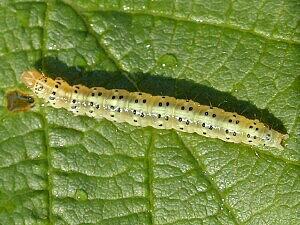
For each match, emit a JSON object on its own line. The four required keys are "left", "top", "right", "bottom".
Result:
{"left": 0, "top": 0, "right": 299, "bottom": 224}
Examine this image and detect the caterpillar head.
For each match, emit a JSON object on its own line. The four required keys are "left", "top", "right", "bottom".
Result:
{"left": 21, "top": 70, "right": 44, "bottom": 88}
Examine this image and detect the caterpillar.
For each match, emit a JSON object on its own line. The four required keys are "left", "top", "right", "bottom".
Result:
{"left": 21, "top": 70, "right": 288, "bottom": 150}
{"left": 6, "top": 90, "right": 35, "bottom": 112}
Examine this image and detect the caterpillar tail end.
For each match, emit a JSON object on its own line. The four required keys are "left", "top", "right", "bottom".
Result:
{"left": 21, "top": 70, "right": 43, "bottom": 88}
{"left": 280, "top": 134, "right": 289, "bottom": 150}
{"left": 275, "top": 133, "right": 289, "bottom": 150}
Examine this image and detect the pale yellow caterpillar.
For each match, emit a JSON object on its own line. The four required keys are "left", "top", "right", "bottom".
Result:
{"left": 21, "top": 70, "right": 288, "bottom": 150}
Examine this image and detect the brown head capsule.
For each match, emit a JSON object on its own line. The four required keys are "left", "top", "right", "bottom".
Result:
{"left": 21, "top": 70, "right": 44, "bottom": 88}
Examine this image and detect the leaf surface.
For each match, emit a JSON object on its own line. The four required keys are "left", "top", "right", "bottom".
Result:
{"left": 0, "top": 0, "right": 299, "bottom": 224}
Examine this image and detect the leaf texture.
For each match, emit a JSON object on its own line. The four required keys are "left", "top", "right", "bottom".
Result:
{"left": 0, "top": 0, "right": 299, "bottom": 225}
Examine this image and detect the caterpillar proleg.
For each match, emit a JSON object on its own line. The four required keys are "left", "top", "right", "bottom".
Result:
{"left": 21, "top": 70, "right": 288, "bottom": 149}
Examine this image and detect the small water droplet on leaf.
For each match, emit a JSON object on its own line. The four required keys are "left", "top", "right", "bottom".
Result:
{"left": 158, "top": 53, "right": 178, "bottom": 68}
{"left": 75, "top": 189, "right": 88, "bottom": 201}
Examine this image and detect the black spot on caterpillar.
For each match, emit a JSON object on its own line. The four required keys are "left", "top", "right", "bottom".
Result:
{"left": 21, "top": 70, "right": 288, "bottom": 149}
{"left": 6, "top": 90, "right": 35, "bottom": 112}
